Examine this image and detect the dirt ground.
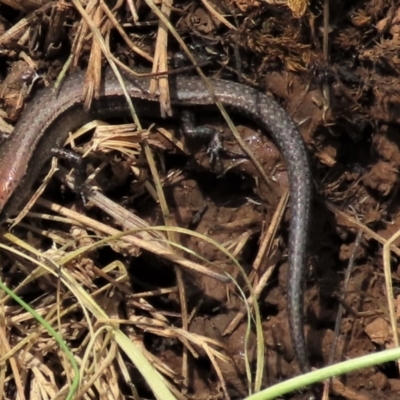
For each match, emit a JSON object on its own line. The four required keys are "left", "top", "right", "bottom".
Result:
{"left": 2, "top": 0, "right": 400, "bottom": 399}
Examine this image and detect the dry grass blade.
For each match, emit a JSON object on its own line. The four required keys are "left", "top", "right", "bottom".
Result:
{"left": 0, "top": 2, "right": 54, "bottom": 44}
{"left": 0, "top": 235, "right": 177, "bottom": 400}
{"left": 35, "top": 196, "right": 230, "bottom": 282}
{"left": 383, "top": 229, "right": 400, "bottom": 373}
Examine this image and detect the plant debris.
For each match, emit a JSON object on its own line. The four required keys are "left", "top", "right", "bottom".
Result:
{"left": 1, "top": 0, "right": 400, "bottom": 399}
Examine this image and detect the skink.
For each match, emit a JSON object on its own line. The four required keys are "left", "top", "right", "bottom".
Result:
{"left": 0, "top": 68, "right": 312, "bottom": 373}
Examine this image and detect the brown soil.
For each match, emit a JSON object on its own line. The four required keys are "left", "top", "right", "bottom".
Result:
{"left": 1, "top": 0, "right": 400, "bottom": 399}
